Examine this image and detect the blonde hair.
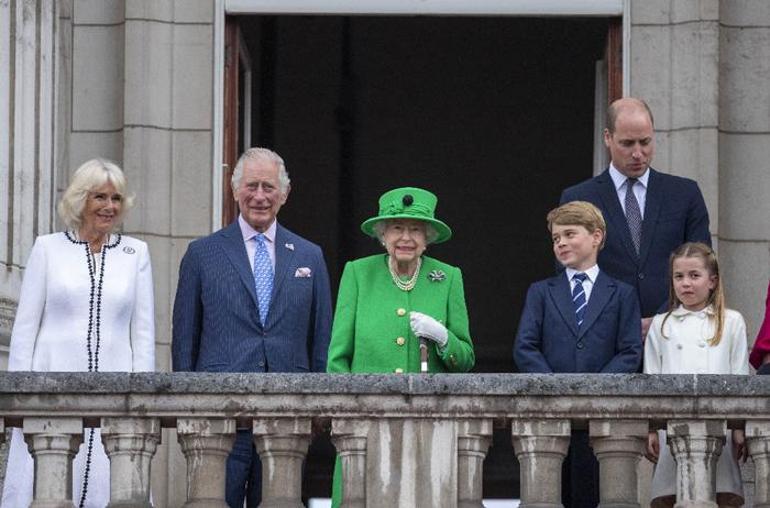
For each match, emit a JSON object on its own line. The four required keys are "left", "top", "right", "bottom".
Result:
{"left": 662, "top": 242, "right": 725, "bottom": 346}
{"left": 546, "top": 201, "right": 606, "bottom": 249}
{"left": 57, "top": 158, "right": 134, "bottom": 230}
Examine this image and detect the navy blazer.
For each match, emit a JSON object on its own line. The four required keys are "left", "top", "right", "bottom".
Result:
{"left": 513, "top": 271, "right": 641, "bottom": 373}
{"left": 560, "top": 168, "right": 710, "bottom": 317}
{"left": 172, "top": 221, "right": 332, "bottom": 373}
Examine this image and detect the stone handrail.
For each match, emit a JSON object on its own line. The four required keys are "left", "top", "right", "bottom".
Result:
{"left": 1, "top": 373, "right": 768, "bottom": 507}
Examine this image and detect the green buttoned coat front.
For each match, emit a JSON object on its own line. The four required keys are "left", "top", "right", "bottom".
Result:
{"left": 326, "top": 254, "right": 475, "bottom": 374}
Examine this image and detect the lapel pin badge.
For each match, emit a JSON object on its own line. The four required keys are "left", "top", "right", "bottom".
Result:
{"left": 285, "top": 243, "right": 295, "bottom": 251}
{"left": 123, "top": 246, "right": 135, "bottom": 254}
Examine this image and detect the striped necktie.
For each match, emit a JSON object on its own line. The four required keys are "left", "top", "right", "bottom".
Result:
{"left": 253, "top": 234, "right": 273, "bottom": 326}
{"left": 572, "top": 272, "right": 588, "bottom": 327}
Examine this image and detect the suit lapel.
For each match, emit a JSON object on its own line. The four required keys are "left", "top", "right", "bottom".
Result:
{"left": 596, "top": 170, "right": 639, "bottom": 262}
{"left": 220, "top": 221, "right": 259, "bottom": 309}
{"left": 638, "top": 169, "right": 662, "bottom": 269}
{"left": 548, "top": 275, "right": 579, "bottom": 337}
{"left": 577, "top": 271, "right": 616, "bottom": 339}
{"left": 271, "top": 224, "right": 296, "bottom": 304}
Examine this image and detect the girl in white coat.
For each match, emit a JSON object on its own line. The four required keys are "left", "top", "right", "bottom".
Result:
{"left": 2, "top": 159, "right": 155, "bottom": 508}
{"left": 644, "top": 242, "right": 748, "bottom": 508}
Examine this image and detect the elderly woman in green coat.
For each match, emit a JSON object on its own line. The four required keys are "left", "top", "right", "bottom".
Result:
{"left": 327, "top": 187, "right": 475, "bottom": 505}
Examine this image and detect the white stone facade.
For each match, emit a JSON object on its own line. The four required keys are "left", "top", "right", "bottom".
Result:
{"left": 2, "top": 0, "right": 770, "bottom": 505}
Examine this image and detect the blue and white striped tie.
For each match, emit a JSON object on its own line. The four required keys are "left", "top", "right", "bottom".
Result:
{"left": 253, "top": 234, "right": 273, "bottom": 326}
{"left": 572, "top": 272, "right": 588, "bottom": 327}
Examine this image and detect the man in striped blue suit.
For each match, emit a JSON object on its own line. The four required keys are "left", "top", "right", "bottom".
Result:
{"left": 172, "top": 147, "right": 332, "bottom": 507}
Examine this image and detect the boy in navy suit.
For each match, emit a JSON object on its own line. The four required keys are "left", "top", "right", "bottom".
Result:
{"left": 513, "top": 201, "right": 641, "bottom": 507}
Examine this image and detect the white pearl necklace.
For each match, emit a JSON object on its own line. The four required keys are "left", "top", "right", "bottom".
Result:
{"left": 388, "top": 256, "right": 422, "bottom": 291}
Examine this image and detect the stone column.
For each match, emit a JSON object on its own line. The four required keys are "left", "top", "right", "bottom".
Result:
{"left": 330, "top": 419, "right": 370, "bottom": 508}
{"left": 101, "top": 417, "right": 161, "bottom": 508}
{"left": 667, "top": 420, "right": 725, "bottom": 508}
{"left": 176, "top": 418, "right": 236, "bottom": 508}
{"left": 511, "top": 419, "right": 570, "bottom": 508}
{"left": 457, "top": 419, "right": 493, "bottom": 508}
{"left": 589, "top": 419, "right": 648, "bottom": 508}
{"left": 718, "top": 1, "right": 770, "bottom": 331}
{"left": 24, "top": 417, "right": 84, "bottom": 508}
{"left": 746, "top": 420, "right": 770, "bottom": 508}
{"left": 252, "top": 417, "right": 312, "bottom": 508}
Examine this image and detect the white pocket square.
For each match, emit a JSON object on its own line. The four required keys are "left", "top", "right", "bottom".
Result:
{"left": 294, "top": 267, "right": 312, "bottom": 278}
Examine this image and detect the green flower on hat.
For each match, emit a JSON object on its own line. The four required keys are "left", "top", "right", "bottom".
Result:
{"left": 360, "top": 187, "right": 452, "bottom": 244}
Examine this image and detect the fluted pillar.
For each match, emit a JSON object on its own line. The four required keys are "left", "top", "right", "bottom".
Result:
{"left": 24, "top": 417, "right": 84, "bottom": 508}
{"left": 589, "top": 419, "right": 647, "bottom": 508}
{"left": 331, "top": 419, "right": 370, "bottom": 508}
{"left": 101, "top": 417, "right": 161, "bottom": 508}
{"left": 457, "top": 419, "right": 493, "bottom": 508}
{"left": 747, "top": 420, "right": 770, "bottom": 508}
{"left": 253, "top": 417, "right": 311, "bottom": 508}
{"left": 176, "top": 418, "right": 236, "bottom": 508}
{"left": 667, "top": 420, "right": 725, "bottom": 508}
{"left": 511, "top": 419, "right": 570, "bottom": 508}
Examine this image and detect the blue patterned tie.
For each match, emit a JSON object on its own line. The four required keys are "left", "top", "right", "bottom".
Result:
{"left": 253, "top": 234, "right": 273, "bottom": 326}
{"left": 572, "top": 272, "right": 588, "bottom": 327}
{"left": 625, "top": 178, "right": 642, "bottom": 254}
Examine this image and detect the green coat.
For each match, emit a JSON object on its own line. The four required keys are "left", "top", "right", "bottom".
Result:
{"left": 327, "top": 254, "right": 475, "bottom": 374}
{"left": 327, "top": 254, "right": 475, "bottom": 507}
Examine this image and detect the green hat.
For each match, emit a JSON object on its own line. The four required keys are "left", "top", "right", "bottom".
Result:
{"left": 361, "top": 187, "right": 452, "bottom": 244}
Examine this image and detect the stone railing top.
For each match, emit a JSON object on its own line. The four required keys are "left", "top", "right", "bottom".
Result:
{"left": 0, "top": 373, "right": 768, "bottom": 423}
{"left": 0, "top": 372, "right": 770, "bottom": 397}
{"left": 0, "top": 372, "right": 765, "bottom": 395}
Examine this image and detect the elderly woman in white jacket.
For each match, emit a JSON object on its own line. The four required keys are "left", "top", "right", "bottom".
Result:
{"left": 2, "top": 158, "right": 155, "bottom": 508}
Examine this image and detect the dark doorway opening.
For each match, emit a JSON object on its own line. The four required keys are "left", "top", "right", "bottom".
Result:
{"left": 231, "top": 14, "right": 613, "bottom": 501}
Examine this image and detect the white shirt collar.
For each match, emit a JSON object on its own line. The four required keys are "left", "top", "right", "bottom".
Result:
{"left": 565, "top": 264, "right": 600, "bottom": 284}
{"left": 238, "top": 215, "right": 277, "bottom": 244}
{"left": 671, "top": 304, "right": 715, "bottom": 319}
{"left": 609, "top": 163, "right": 650, "bottom": 191}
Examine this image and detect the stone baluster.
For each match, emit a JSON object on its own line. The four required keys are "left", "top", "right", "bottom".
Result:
{"left": 457, "top": 419, "right": 493, "bottom": 508}
{"left": 511, "top": 419, "right": 571, "bottom": 508}
{"left": 330, "top": 419, "right": 371, "bottom": 508}
{"left": 101, "top": 417, "right": 161, "bottom": 508}
{"left": 176, "top": 418, "right": 236, "bottom": 508}
{"left": 253, "top": 417, "right": 312, "bottom": 508}
{"left": 23, "top": 417, "right": 84, "bottom": 508}
{"left": 746, "top": 420, "right": 770, "bottom": 508}
{"left": 667, "top": 420, "right": 725, "bottom": 508}
{"left": 589, "top": 419, "right": 648, "bottom": 508}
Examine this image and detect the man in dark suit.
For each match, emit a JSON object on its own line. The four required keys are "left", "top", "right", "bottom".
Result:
{"left": 172, "top": 147, "right": 332, "bottom": 507}
{"left": 561, "top": 97, "right": 711, "bottom": 339}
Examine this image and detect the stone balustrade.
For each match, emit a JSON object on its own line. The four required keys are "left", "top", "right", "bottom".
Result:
{"left": 1, "top": 373, "right": 769, "bottom": 507}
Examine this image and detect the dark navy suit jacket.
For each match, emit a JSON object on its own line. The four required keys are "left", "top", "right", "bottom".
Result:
{"left": 560, "top": 168, "right": 710, "bottom": 317}
{"left": 172, "top": 221, "right": 332, "bottom": 373}
{"left": 513, "top": 271, "right": 641, "bottom": 373}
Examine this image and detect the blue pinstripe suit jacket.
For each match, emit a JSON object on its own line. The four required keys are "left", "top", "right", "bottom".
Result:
{"left": 172, "top": 221, "right": 332, "bottom": 373}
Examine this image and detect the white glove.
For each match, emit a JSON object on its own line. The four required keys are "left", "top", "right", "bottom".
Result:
{"left": 409, "top": 311, "right": 448, "bottom": 348}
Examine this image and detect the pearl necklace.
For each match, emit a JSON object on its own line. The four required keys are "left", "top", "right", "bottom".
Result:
{"left": 388, "top": 256, "right": 422, "bottom": 291}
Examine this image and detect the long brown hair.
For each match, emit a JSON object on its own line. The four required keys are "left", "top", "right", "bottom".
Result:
{"left": 661, "top": 242, "right": 725, "bottom": 346}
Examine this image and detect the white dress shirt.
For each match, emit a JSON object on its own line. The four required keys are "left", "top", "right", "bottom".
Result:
{"left": 239, "top": 215, "right": 277, "bottom": 270}
{"left": 565, "top": 264, "right": 600, "bottom": 302}
{"left": 609, "top": 163, "right": 649, "bottom": 218}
